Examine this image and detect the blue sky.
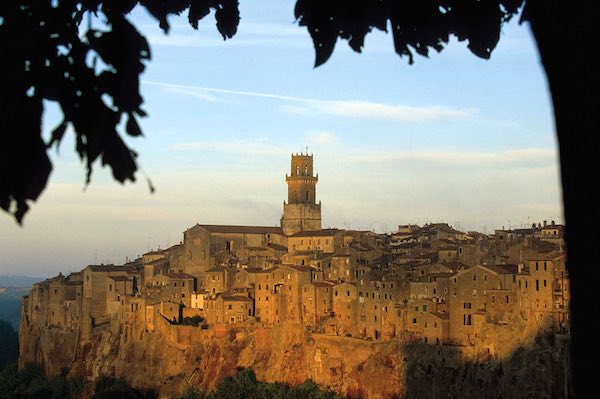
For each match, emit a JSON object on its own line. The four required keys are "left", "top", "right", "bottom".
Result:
{"left": 0, "top": 1, "right": 562, "bottom": 277}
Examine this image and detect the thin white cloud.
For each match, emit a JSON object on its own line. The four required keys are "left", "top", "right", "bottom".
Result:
{"left": 143, "top": 80, "right": 473, "bottom": 123}
{"left": 143, "top": 80, "right": 304, "bottom": 102}
{"left": 342, "top": 147, "right": 557, "bottom": 167}
{"left": 162, "top": 86, "right": 221, "bottom": 102}
{"left": 308, "top": 131, "right": 337, "bottom": 145}
{"left": 284, "top": 100, "right": 474, "bottom": 122}
{"left": 170, "top": 138, "right": 288, "bottom": 156}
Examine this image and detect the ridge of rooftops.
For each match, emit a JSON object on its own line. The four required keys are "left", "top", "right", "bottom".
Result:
{"left": 191, "top": 224, "right": 283, "bottom": 234}
{"left": 290, "top": 228, "right": 341, "bottom": 237}
{"left": 85, "top": 264, "right": 137, "bottom": 272}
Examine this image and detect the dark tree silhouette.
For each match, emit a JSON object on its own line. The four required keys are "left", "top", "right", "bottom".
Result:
{"left": 1, "top": 0, "right": 597, "bottom": 397}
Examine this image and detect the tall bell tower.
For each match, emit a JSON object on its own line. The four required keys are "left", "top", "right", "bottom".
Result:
{"left": 281, "top": 152, "right": 322, "bottom": 236}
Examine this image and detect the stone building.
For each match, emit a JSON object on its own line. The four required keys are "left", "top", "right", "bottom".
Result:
{"left": 82, "top": 265, "right": 139, "bottom": 324}
{"left": 301, "top": 281, "right": 334, "bottom": 326}
{"left": 205, "top": 266, "right": 233, "bottom": 295}
{"left": 280, "top": 153, "right": 322, "bottom": 236}
{"left": 525, "top": 252, "right": 568, "bottom": 330}
{"left": 181, "top": 224, "right": 286, "bottom": 285}
{"left": 205, "top": 294, "right": 254, "bottom": 324}
{"left": 447, "top": 264, "right": 518, "bottom": 345}
{"left": 332, "top": 282, "right": 358, "bottom": 335}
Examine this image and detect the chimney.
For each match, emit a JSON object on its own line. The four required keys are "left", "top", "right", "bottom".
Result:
{"left": 543, "top": 220, "right": 547, "bottom": 227}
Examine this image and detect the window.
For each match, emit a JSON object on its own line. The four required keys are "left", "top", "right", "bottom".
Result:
{"left": 463, "top": 314, "right": 472, "bottom": 325}
{"left": 506, "top": 295, "right": 509, "bottom": 303}
{"left": 463, "top": 303, "right": 472, "bottom": 309}
{"left": 415, "top": 306, "right": 419, "bottom": 311}
{"left": 109, "top": 285, "right": 112, "bottom": 292}
{"left": 544, "top": 262, "right": 547, "bottom": 271}
{"left": 536, "top": 280, "right": 539, "bottom": 291}
{"left": 413, "top": 318, "right": 417, "bottom": 324}
{"left": 473, "top": 274, "right": 477, "bottom": 281}
{"left": 335, "top": 291, "right": 338, "bottom": 296}
{"left": 182, "top": 282, "right": 185, "bottom": 287}
{"left": 422, "top": 305, "right": 427, "bottom": 312}
{"left": 228, "top": 304, "right": 232, "bottom": 310}
{"left": 484, "top": 274, "right": 487, "bottom": 281}
{"left": 535, "top": 262, "right": 539, "bottom": 271}
{"left": 347, "top": 291, "right": 350, "bottom": 297}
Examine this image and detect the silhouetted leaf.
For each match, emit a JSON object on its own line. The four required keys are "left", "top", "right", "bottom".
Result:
{"left": 48, "top": 120, "right": 68, "bottom": 149}
{"left": 126, "top": 113, "right": 143, "bottom": 137}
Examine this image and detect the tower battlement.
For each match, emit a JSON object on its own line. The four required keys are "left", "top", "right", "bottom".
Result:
{"left": 281, "top": 153, "right": 322, "bottom": 236}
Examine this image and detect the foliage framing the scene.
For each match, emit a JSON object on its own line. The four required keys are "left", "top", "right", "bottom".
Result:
{"left": 0, "top": 0, "right": 524, "bottom": 223}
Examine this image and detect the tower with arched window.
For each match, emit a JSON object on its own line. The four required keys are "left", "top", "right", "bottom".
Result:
{"left": 281, "top": 152, "right": 322, "bottom": 236}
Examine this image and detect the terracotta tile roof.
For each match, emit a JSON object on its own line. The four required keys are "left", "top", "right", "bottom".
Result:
{"left": 267, "top": 243, "right": 288, "bottom": 251}
{"left": 483, "top": 264, "right": 517, "bottom": 274}
{"left": 145, "top": 258, "right": 168, "bottom": 265}
{"left": 108, "top": 275, "right": 133, "bottom": 281}
{"left": 165, "top": 273, "right": 195, "bottom": 279}
{"left": 143, "top": 250, "right": 165, "bottom": 256}
{"left": 199, "top": 224, "right": 283, "bottom": 235}
{"left": 87, "top": 265, "right": 137, "bottom": 273}
{"left": 206, "top": 267, "right": 228, "bottom": 273}
{"left": 281, "top": 264, "right": 315, "bottom": 273}
{"left": 439, "top": 261, "right": 468, "bottom": 271}
{"left": 219, "top": 295, "right": 253, "bottom": 302}
{"left": 290, "top": 228, "right": 341, "bottom": 238}
{"left": 309, "top": 282, "right": 335, "bottom": 288}
{"left": 240, "top": 267, "right": 263, "bottom": 273}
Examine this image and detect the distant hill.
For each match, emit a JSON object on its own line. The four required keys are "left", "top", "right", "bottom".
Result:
{"left": 0, "top": 275, "right": 44, "bottom": 288}
{"left": 0, "top": 276, "right": 42, "bottom": 330}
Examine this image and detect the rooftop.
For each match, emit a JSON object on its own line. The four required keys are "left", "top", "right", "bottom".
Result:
{"left": 290, "top": 228, "right": 341, "bottom": 238}
{"left": 198, "top": 224, "right": 283, "bottom": 235}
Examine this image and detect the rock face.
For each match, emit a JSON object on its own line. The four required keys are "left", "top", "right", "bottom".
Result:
{"left": 19, "top": 309, "right": 571, "bottom": 399}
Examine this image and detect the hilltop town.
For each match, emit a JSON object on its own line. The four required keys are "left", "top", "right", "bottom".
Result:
{"left": 19, "top": 153, "right": 569, "bottom": 396}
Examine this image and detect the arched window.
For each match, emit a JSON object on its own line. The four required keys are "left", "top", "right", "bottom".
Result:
{"left": 296, "top": 165, "right": 300, "bottom": 175}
